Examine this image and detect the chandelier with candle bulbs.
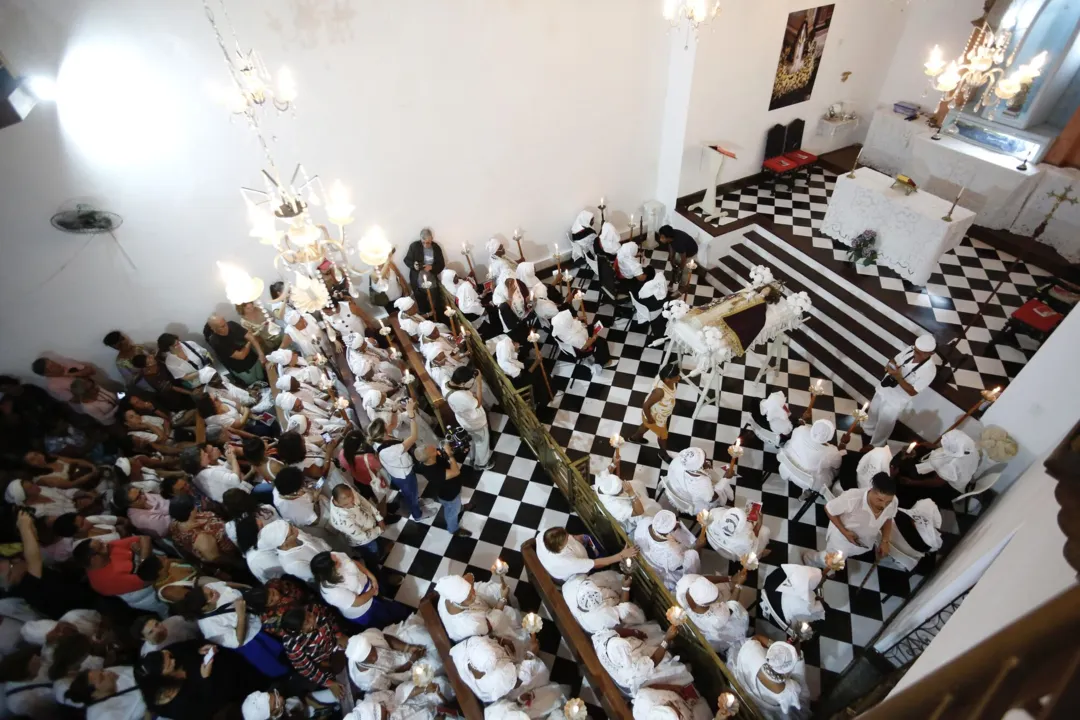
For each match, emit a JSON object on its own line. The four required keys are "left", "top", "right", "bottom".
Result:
{"left": 923, "top": 22, "right": 1048, "bottom": 120}
{"left": 662, "top": 0, "right": 721, "bottom": 29}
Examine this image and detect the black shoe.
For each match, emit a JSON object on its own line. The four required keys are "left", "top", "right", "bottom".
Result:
{"left": 454, "top": 528, "right": 473, "bottom": 537}
{"left": 629, "top": 436, "right": 647, "bottom": 445}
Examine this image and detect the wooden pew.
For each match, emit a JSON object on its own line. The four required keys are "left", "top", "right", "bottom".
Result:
{"left": 417, "top": 591, "right": 484, "bottom": 720}
{"left": 521, "top": 538, "right": 635, "bottom": 720}
{"left": 388, "top": 313, "right": 455, "bottom": 433}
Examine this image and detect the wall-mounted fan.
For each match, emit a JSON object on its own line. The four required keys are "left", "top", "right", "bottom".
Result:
{"left": 50, "top": 204, "right": 123, "bottom": 234}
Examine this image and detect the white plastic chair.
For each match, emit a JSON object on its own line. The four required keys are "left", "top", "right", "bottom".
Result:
{"left": 953, "top": 470, "right": 1003, "bottom": 514}
{"left": 758, "top": 584, "right": 790, "bottom": 636}
{"left": 778, "top": 448, "right": 815, "bottom": 493}
{"left": 886, "top": 531, "right": 924, "bottom": 572}
{"left": 749, "top": 413, "right": 782, "bottom": 451}
{"left": 553, "top": 336, "right": 588, "bottom": 390}
{"left": 629, "top": 293, "right": 663, "bottom": 326}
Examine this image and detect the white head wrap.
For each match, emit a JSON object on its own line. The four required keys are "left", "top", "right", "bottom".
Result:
{"left": 639, "top": 272, "right": 667, "bottom": 301}
{"left": 115, "top": 457, "right": 132, "bottom": 475}
{"left": 355, "top": 357, "right": 373, "bottom": 377}
{"left": 941, "top": 430, "right": 975, "bottom": 458}
{"left": 688, "top": 577, "right": 719, "bottom": 606}
{"left": 616, "top": 241, "right": 639, "bottom": 267}
{"left": 350, "top": 700, "right": 383, "bottom": 720}
{"left": 399, "top": 317, "right": 420, "bottom": 337}
{"left": 198, "top": 366, "right": 218, "bottom": 384}
{"left": 241, "top": 692, "right": 271, "bottom": 720}
{"left": 810, "top": 419, "right": 835, "bottom": 444}
{"left": 287, "top": 415, "right": 309, "bottom": 434}
{"left": 394, "top": 297, "right": 416, "bottom": 313}
{"left": 470, "top": 636, "right": 501, "bottom": 672}
{"left": 284, "top": 308, "right": 302, "bottom": 327}
{"left": 678, "top": 447, "right": 706, "bottom": 472}
{"left": 20, "top": 619, "right": 57, "bottom": 646}
{"left": 362, "top": 389, "right": 384, "bottom": 410}
{"left": 766, "top": 641, "right": 799, "bottom": 675}
{"left": 348, "top": 333, "right": 365, "bottom": 351}
{"left": 348, "top": 633, "right": 373, "bottom": 663}
{"left": 915, "top": 334, "right": 937, "bottom": 352}
{"left": 929, "top": 430, "right": 980, "bottom": 490}
{"left": 572, "top": 210, "right": 594, "bottom": 234}
{"left": 486, "top": 238, "right": 502, "bottom": 256}
{"left": 418, "top": 320, "right": 436, "bottom": 338}
{"left": 576, "top": 579, "right": 606, "bottom": 613}
{"left": 604, "top": 636, "right": 635, "bottom": 668}
{"left": 532, "top": 283, "right": 549, "bottom": 300}
{"left": 275, "top": 375, "right": 295, "bottom": 392}
{"left": 599, "top": 222, "right": 620, "bottom": 253}
{"left": 902, "top": 498, "right": 944, "bottom": 551}
{"left": 494, "top": 336, "right": 523, "bottom": 377}
{"left": 720, "top": 507, "right": 746, "bottom": 538}
{"left": 440, "top": 268, "right": 458, "bottom": 290}
{"left": 258, "top": 520, "right": 291, "bottom": 550}
{"left": 4, "top": 481, "right": 26, "bottom": 505}
{"left": 275, "top": 391, "right": 299, "bottom": 411}
{"left": 596, "top": 471, "right": 621, "bottom": 496}
{"left": 266, "top": 349, "right": 294, "bottom": 365}
{"left": 550, "top": 310, "right": 580, "bottom": 344}
{"left": 780, "top": 564, "right": 821, "bottom": 599}
{"left": 516, "top": 262, "right": 539, "bottom": 288}
{"left": 435, "top": 574, "right": 472, "bottom": 604}
{"left": 652, "top": 510, "right": 677, "bottom": 535}
{"left": 760, "top": 391, "right": 787, "bottom": 421}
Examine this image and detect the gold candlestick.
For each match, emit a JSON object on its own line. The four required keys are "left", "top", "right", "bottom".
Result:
{"left": 421, "top": 279, "right": 437, "bottom": 320}
{"left": 942, "top": 186, "right": 965, "bottom": 222}
{"left": 801, "top": 379, "right": 824, "bottom": 424}
{"left": 838, "top": 401, "right": 869, "bottom": 449}
{"left": 847, "top": 149, "right": 863, "bottom": 179}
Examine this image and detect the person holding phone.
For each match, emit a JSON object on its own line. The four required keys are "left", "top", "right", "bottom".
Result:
{"left": 863, "top": 335, "right": 937, "bottom": 447}
{"left": 370, "top": 400, "right": 434, "bottom": 522}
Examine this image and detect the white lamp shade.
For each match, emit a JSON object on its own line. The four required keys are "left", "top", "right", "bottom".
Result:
{"left": 290, "top": 272, "right": 330, "bottom": 312}
{"left": 217, "top": 262, "right": 265, "bottom": 304}
{"left": 358, "top": 225, "right": 393, "bottom": 266}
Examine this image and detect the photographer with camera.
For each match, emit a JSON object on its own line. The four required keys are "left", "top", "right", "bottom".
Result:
{"left": 415, "top": 442, "right": 469, "bottom": 537}
{"left": 445, "top": 366, "right": 493, "bottom": 470}
{"left": 864, "top": 335, "right": 937, "bottom": 447}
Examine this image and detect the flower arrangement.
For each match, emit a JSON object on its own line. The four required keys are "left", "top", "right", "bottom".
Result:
{"left": 749, "top": 265, "right": 774, "bottom": 289}
{"left": 847, "top": 230, "right": 879, "bottom": 267}
{"left": 662, "top": 299, "right": 690, "bottom": 321}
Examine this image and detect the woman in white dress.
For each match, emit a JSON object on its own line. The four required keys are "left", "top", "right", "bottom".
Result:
{"left": 706, "top": 506, "right": 771, "bottom": 563}
{"left": 896, "top": 430, "right": 981, "bottom": 507}
{"left": 433, "top": 573, "right": 523, "bottom": 642}
{"left": 662, "top": 447, "right": 733, "bottom": 516}
{"left": 780, "top": 419, "right": 843, "bottom": 493}
{"left": 673, "top": 573, "right": 749, "bottom": 652}
{"left": 633, "top": 510, "right": 704, "bottom": 591}
{"left": 569, "top": 210, "right": 598, "bottom": 262}
{"left": 594, "top": 462, "right": 659, "bottom": 533}
{"left": 591, "top": 624, "right": 693, "bottom": 695}
{"left": 728, "top": 638, "right": 810, "bottom": 720}
{"left": 561, "top": 572, "right": 649, "bottom": 634}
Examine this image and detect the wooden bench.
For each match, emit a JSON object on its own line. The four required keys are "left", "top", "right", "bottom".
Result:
{"left": 521, "top": 538, "right": 635, "bottom": 720}
{"left": 417, "top": 592, "right": 484, "bottom": 720}
{"left": 388, "top": 312, "right": 454, "bottom": 433}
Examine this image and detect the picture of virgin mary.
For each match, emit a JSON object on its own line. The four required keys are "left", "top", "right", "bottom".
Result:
{"left": 769, "top": 4, "right": 835, "bottom": 111}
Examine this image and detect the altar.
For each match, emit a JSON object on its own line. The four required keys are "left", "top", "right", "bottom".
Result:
{"left": 820, "top": 167, "right": 976, "bottom": 286}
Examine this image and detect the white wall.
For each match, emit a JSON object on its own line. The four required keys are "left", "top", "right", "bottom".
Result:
{"left": 884, "top": 458, "right": 1075, "bottom": 694}
{"left": 875, "top": 0, "right": 987, "bottom": 111}
{"left": 0, "top": 0, "right": 669, "bottom": 377}
{"left": 679, "top": 0, "right": 911, "bottom": 193}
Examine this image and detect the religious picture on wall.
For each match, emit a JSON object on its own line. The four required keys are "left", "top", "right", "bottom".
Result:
{"left": 769, "top": 4, "right": 836, "bottom": 111}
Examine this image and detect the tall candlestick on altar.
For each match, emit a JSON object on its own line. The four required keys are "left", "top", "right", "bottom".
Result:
{"left": 847, "top": 149, "right": 863, "bottom": 179}
{"left": 943, "top": 187, "right": 965, "bottom": 223}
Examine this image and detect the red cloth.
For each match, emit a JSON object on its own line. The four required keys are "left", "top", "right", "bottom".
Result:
{"left": 763, "top": 156, "right": 798, "bottom": 173}
{"left": 86, "top": 538, "right": 149, "bottom": 596}
{"left": 1012, "top": 299, "right": 1063, "bottom": 333}
{"left": 784, "top": 149, "right": 818, "bottom": 165}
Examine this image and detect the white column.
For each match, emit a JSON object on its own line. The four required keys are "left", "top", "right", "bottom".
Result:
{"left": 654, "top": 19, "right": 698, "bottom": 214}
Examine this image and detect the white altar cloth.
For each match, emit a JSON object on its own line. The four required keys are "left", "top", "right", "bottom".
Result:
{"left": 820, "top": 167, "right": 976, "bottom": 286}
{"left": 1010, "top": 164, "right": 1080, "bottom": 262}
{"left": 860, "top": 108, "right": 1042, "bottom": 230}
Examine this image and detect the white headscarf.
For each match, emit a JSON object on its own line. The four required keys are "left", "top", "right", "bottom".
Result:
{"left": 616, "top": 242, "right": 643, "bottom": 278}
{"left": 516, "top": 262, "right": 539, "bottom": 289}
{"left": 434, "top": 575, "right": 472, "bottom": 604}
{"left": 258, "top": 520, "right": 290, "bottom": 550}
{"left": 575, "top": 579, "right": 606, "bottom": 613}
{"left": 900, "top": 498, "right": 944, "bottom": 551}
{"left": 928, "top": 430, "right": 980, "bottom": 489}
{"left": 596, "top": 470, "right": 622, "bottom": 496}
{"left": 766, "top": 642, "right": 799, "bottom": 675}
{"left": 688, "top": 577, "right": 719, "bottom": 606}
{"left": 809, "top": 419, "right": 834, "bottom": 444}
{"left": 572, "top": 210, "right": 595, "bottom": 234}
{"left": 275, "top": 392, "right": 299, "bottom": 411}
{"left": 418, "top": 320, "right": 436, "bottom": 339}
{"left": 551, "top": 310, "right": 588, "bottom": 349}
{"left": 399, "top": 317, "right": 420, "bottom": 337}
{"left": 362, "top": 389, "right": 384, "bottom": 410}
{"left": 266, "top": 349, "right": 295, "bottom": 366}
{"left": 241, "top": 692, "right": 271, "bottom": 720}
{"left": 275, "top": 376, "right": 295, "bottom": 392}
{"left": 394, "top": 297, "right": 416, "bottom": 313}
{"left": 638, "top": 272, "right": 667, "bottom": 301}
{"left": 287, "top": 415, "right": 309, "bottom": 434}
{"left": 599, "top": 222, "right": 621, "bottom": 254}
{"left": 719, "top": 507, "right": 746, "bottom": 538}
{"left": 759, "top": 391, "right": 793, "bottom": 435}
{"left": 495, "top": 336, "right": 524, "bottom": 378}
{"left": 677, "top": 447, "right": 706, "bottom": 472}
{"left": 486, "top": 238, "right": 502, "bottom": 256}
{"left": 284, "top": 308, "right": 302, "bottom": 327}
{"left": 440, "top": 268, "right": 458, "bottom": 292}
{"left": 652, "top": 510, "right": 677, "bottom": 535}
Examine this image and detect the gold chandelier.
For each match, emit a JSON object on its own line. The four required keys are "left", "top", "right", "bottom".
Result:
{"left": 923, "top": 23, "right": 1048, "bottom": 119}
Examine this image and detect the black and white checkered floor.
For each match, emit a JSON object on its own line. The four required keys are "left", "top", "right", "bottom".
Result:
{"left": 689, "top": 165, "right": 1054, "bottom": 394}
{"left": 375, "top": 242, "right": 981, "bottom": 712}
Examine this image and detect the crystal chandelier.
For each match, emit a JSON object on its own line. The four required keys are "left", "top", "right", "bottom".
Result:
{"left": 662, "top": 0, "right": 721, "bottom": 48}
{"left": 923, "top": 22, "right": 1048, "bottom": 119}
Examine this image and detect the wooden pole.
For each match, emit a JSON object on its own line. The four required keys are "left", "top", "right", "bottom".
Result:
{"left": 513, "top": 232, "right": 526, "bottom": 263}
{"left": 530, "top": 335, "right": 555, "bottom": 400}
{"left": 444, "top": 308, "right": 458, "bottom": 337}
{"left": 857, "top": 555, "right": 881, "bottom": 594}
{"left": 934, "top": 388, "right": 1001, "bottom": 444}
{"left": 423, "top": 284, "right": 437, "bottom": 320}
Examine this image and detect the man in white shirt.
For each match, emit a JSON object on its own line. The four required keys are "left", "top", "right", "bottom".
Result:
{"left": 445, "top": 367, "right": 493, "bottom": 469}
{"left": 180, "top": 444, "right": 252, "bottom": 503}
{"left": 535, "top": 526, "right": 637, "bottom": 582}
{"left": 804, "top": 473, "right": 898, "bottom": 568}
{"left": 863, "top": 334, "right": 937, "bottom": 447}
{"left": 327, "top": 483, "right": 384, "bottom": 555}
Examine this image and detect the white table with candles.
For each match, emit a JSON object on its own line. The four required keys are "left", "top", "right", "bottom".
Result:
{"left": 820, "top": 166, "right": 976, "bottom": 286}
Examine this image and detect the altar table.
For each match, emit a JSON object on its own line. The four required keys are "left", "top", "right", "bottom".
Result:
{"left": 820, "top": 167, "right": 976, "bottom": 286}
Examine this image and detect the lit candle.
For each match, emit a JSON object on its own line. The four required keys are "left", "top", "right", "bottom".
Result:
{"left": 666, "top": 605, "right": 686, "bottom": 625}
{"left": 412, "top": 662, "right": 434, "bottom": 687}
{"left": 741, "top": 552, "right": 759, "bottom": 571}
{"left": 444, "top": 306, "right": 456, "bottom": 317}
{"left": 522, "top": 612, "right": 543, "bottom": 635}
{"left": 697, "top": 509, "right": 710, "bottom": 526}
{"left": 599, "top": 196, "right": 606, "bottom": 207}
{"left": 565, "top": 699, "right": 588, "bottom": 720}
{"left": 491, "top": 557, "right": 509, "bottom": 576}
{"left": 335, "top": 397, "right": 349, "bottom": 410}
{"left": 403, "top": 370, "right": 415, "bottom": 384}
{"left": 907, "top": 441, "right": 917, "bottom": 455}
{"left": 621, "top": 556, "right": 634, "bottom": 574}
{"left": 609, "top": 434, "right": 624, "bottom": 448}
{"left": 527, "top": 330, "right": 541, "bottom": 343}
{"left": 717, "top": 692, "right": 740, "bottom": 718}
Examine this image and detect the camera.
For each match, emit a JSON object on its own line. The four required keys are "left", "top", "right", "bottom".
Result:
{"left": 444, "top": 426, "right": 471, "bottom": 464}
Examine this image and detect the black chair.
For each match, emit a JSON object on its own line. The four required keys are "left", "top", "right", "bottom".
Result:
{"left": 762, "top": 123, "right": 798, "bottom": 195}
{"left": 597, "top": 256, "right": 634, "bottom": 330}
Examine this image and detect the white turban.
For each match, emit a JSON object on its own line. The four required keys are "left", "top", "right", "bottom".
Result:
{"left": 275, "top": 375, "right": 295, "bottom": 392}
{"left": 287, "top": 415, "right": 309, "bottom": 434}
{"left": 616, "top": 241, "right": 639, "bottom": 267}
{"left": 241, "top": 691, "right": 271, "bottom": 720}
{"left": 399, "top": 317, "right": 420, "bottom": 337}
{"left": 688, "top": 577, "right": 719, "bottom": 606}
{"left": 258, "top": 520, "right": 290, "bottom": 550}
{"left": 486, "top": 238, "right": 502, "bottom": 255}
{"left": 198, "top": 366, "right": 218, "bottom": 384}
{"left": 350, "top": 700, "right": 383, "bottom": 720}
{"left": 418, "top": 320, "right": 436, "bottom": 338}
{"left": 394, "top": 297, "right": 416, "bottom": 313}
{"left": 347, "top": 632, "right": 373, "bottom": 663}
{"left": 902, "top": 499, "right": 944, "bottom": 551}
{"left": 604, "top": 636, "right": 634, "bottom": 668}
{"left": 284, "top": 308, "right": 302, "bottom": 327}
{"left": 678, "top": 447, "right": 706, "bottom": 472}
{"left": 275, "top": 391, "right": 299, "bottom": 411}
{"left": 576, "top": 579, "right": 605, "bottom": 613}
{"left": 781, "top": 564, "right": 821, "bottom": 599}
{"left": 470, "top": 636, "right": 501, "bottom": 672}
{"left": 596, "top": 471, "right": 621, "bottom": 496}
{"left": 516, "top": 262, "right": 539, "bottom": 288}
{"left": 440, "top": 268, "right": 458, "bottom": 289}
{"left": 20, "top": 619, "right": 57, "bottom": 646}
{"left": 347, "top": 333, "right": 364, "bottom": 350}
{"left": 766, "top": 641, "right": 799, "bottom": 675}
{"left": 362, "top": 389, "right": 384, "bottom": 410}
{"left": 4, "top": 481, "right": 26, "bottom": 505}
{"left": 532, "top": 283, "right": 548, "bottom": 300}
{"left": 434, "top": 574, "right": 472, "bottom": 604}
{"left": 115, "top": 457, "right": 131, "bottom": 475}
{"left": 761, "top": 391, "right": 787, "bottom": 420}
{"left": 915, "top": 334, "right": 936, "bottom": 352}
{"left": 550, "top": 310, "right": 576, "bottom": 338}
{"left": 266, "top": 349, "right": 294, "bottom": 365}
{"left": 639, "top": 272, "right": 667, "bottom": 301}
{"left": 494, "top": 336, "right": 523, "bottom": 377}
{"left": 810, "top": 419, "right": 835, "bottom": 444}
{"left": 599, "top": 222, "right": 620, "bottom": 254}
{"left": 572, "top": 210, "right": 594, "bottom": 234}
{"left": 720, "top": 507, "right": 746, "bottom": 537}
{"left": 354, "top": 357, "right": 373, "bottom": 377}
{"left": 652, "top": 510, "right": 676, "bottom": 535}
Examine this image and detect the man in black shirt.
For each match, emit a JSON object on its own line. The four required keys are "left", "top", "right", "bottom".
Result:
{"left": 657, "top": 225, "right": 700, "bottom": 290}
{"left": 414, "top": 444, "right": 470, "bottom": 537}
{"left": 202, "top": 314, "right": 266, "bottom": 386}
